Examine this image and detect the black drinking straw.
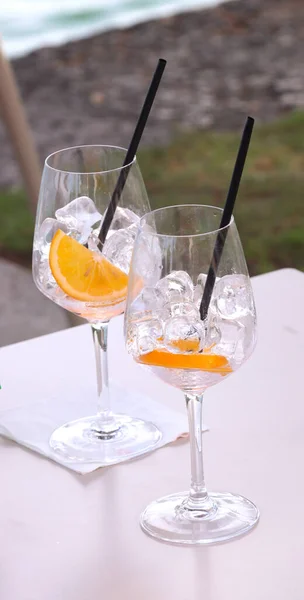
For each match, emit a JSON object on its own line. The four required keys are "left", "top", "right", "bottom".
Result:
{"left": 98, "top": 58, "right": 167, "bottom": 246}
{"left": 199, "top": 116, "right": 255, "bottom": 321}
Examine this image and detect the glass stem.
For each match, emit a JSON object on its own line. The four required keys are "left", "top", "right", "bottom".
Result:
{"left": 184, "top": 393, "right": 215, "bottom": 514}
{"left": 91, "top": 323, "right": 119, "bottom": 436}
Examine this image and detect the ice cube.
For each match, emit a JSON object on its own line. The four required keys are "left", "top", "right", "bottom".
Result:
{"left": 127, "top": 318, "right": 163, "bottom": 356}
{"left": 87, "top": 231, "right": 101, "bottom": 254}
{"left": 156, "top": 271, "right": 194, "bottom": 303}
{"left": 197, "top": 273, "right": 207, "bottom": 287}
{"left": 160, "top": 301, "right": 200, "bottom": 322}
{"left": 38, "top": 260, "right": 66, "bottom": 301}
{"left": 126, "top": 323, "right": 140, "bottom": 356}
{"left": 213, "top": 320, "right": 242, "bottom": 357}
{"left": 131, "top": 287, "right": 165, "bottom": 320}
{"left": 137, "top": 318, "right": 163, "bottom": 355}
{"left": 36, "top": 218, "right": 69, "bottom": 258}
{"left": 205, "top": 320, "right": 221, "bottom": 350}
{"left": 133, "top": 233, "right": 162, "bottom": 285}
{"left": 193, "top": 274, "right": 223, "bottom": 310}
{"left": 111, "top": 207, "right": 139, "bottom": 231}
{"left": 89, "top": 207, "right": 139, "bottom": 246}
{"left": 55, "top": 196, "right": 102, "bottom": 244}
{"left": 193, "top": 286, "right": 202, "bottom": 308}
{"left": 141, "top": 286, "right": 165, "bottom": 308}
{"left": 231, "top": 316, "right": 257, "bottom": 366}
{"left": 193, "top": 273, "right": 207, "bottom": 305}
{"left": 42, "top": 264, "right": 56, "bottom": 290}
{"left": 164, "top": 316, "right": 205, "bottom": 354}
{"left": 102, "top": 229, "right": 134, "bottom": 273}
{"left": 215, "top": 274, "right": 252, "bottom": 320}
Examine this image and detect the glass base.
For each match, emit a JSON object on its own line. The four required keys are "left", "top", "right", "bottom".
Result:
{"left": 140, "top": 491, "right": 259, "bottom": 545}
{"left": 50, "top": 414, "right": 161, "bottom": 464}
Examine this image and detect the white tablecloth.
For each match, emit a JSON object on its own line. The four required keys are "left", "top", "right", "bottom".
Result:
{"left": 0, "top": 268, "right": 303, "bottom": 600}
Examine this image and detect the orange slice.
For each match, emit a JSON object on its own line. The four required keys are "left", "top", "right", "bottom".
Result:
{"left": 137, "top": 349, "right": 232, "bottom": 374}
{"left": 169, "top": 338, "right": 201, "bottom": 353}
{"left": 49, "top": 230, "right": 128, "bottom": 303}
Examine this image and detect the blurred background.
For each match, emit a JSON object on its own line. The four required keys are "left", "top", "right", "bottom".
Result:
{"left": 0, "top": 0, "right": 303, "bottom": 344}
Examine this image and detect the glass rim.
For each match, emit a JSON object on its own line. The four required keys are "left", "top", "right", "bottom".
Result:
{"left": 139, "top": 204, "right": 234, "bottom": 239}
{"left": 44, "top": 144, "right": 137, "bottom": 175}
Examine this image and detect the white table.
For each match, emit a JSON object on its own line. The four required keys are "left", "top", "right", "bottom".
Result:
{"left": 0, "top": 269, "right": 303, "bottom": 600}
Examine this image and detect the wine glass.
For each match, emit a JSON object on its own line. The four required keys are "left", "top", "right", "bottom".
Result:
{"left": 32, "top": 145, "right": 161, "bottom": 464}
{"left": 125, "top": 204, "right": 258, "bottom": 545}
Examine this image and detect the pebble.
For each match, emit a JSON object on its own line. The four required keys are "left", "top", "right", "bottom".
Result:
{"left": 0, "top": 0, "right": 303, "bottom": 189}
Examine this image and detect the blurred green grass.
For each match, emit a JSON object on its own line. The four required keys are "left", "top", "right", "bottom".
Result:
{"left": 0, "top": 189, "right": 34, "bottom": 256}
{"left": 139, "top": 110, "right": 304, "bottom": 275}
{"left": 1, "top": 110, "right": 303, "bottom": 275}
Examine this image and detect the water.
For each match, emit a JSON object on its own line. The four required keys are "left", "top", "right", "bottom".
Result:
{"left": 2, "top": 0, "right": 222, "bottom": 59}
{"left": 126, "top": 271, "right": 256, "bottom": 392}
{"left": 34, "top": 197, "right": 138, "bottom": 321}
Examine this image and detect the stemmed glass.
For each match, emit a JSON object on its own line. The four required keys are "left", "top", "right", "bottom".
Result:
{"left": 125, "top": 204, "right": 258, "bottom": 544}
{"left": 33, "top": 144, "right": 161, "bottom": 464}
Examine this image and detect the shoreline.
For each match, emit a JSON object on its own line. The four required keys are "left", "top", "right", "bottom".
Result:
{"left": 4, "top": 0, "right": 225, "bottom": 60}
{"left": 1, "top": 0, "right": 304, "bottom": 189}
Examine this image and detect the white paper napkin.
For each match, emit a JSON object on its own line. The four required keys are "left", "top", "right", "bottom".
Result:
{"left": 0, "top": 384, "right": 206, "bottom": 474}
